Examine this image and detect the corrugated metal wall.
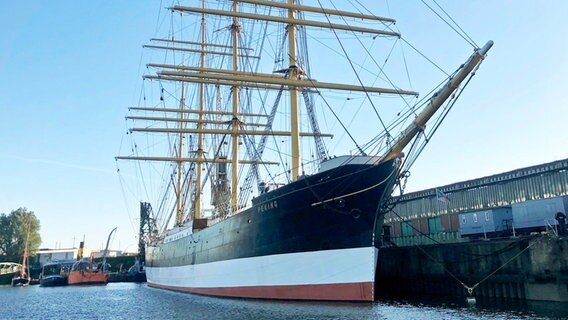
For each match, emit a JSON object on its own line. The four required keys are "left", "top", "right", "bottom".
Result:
{"left": 385, "top": 158, "right": 568, "bottom": 242}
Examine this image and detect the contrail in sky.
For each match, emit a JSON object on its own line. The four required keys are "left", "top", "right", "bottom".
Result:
{"left": 0, "top": 153, "right": 116, "bottom": 174}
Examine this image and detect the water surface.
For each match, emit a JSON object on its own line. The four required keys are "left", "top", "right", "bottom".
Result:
{"left": 1, "top": 283, "right": 566, "bottom": 319}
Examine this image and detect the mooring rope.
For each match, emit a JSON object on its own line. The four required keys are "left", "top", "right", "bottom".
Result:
{"left": 463, "top": 237, "right": 542, "bottom": 295}
{"left": 389, "top": 208, "right": 544, "bottom": 296}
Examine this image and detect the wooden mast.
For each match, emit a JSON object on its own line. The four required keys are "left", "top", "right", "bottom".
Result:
{"left": 128, "top": 106, "right": 269, "bottom": 118}
{"left": 234, "top": 0, "right": 396, "bottom": 23}
{"left": 172, "top": 5, "right": 400, "bottom": 37}
{"left": 383, "top": 41, "right": 493, "bottom": 161}
{"left": 288, "top": 0, "right": 300, "bottom": 181}
{"left": 120, "top": 2, "right": 419, "bottom": 223}
{"left": 148, "top": 68, "right": 418, "bottom": 95}
{"left": 231, "top": 2, "right": 240, "bottom": 213}
{"left": 129, "top": 127, "right": 332, "bottom": 137}
{"left": 195, "top": 0, "right": 206, "bottom": 220}
{"left": 21, "top": 220, "right": 31, "bottom": 282}
{"left": 175, "top": 82, "right": 185, "bottom": 225}
{"left": 143, "top": 44, "right": 259, "bottom": 59}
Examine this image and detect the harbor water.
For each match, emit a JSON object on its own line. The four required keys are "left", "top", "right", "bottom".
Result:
{"left": 1, "top": 283, "right": 568, "bottom": 319}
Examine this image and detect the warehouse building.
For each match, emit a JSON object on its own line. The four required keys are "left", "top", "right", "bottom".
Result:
{"left": 384, "top": 158, "right": 568, "bottom": 246}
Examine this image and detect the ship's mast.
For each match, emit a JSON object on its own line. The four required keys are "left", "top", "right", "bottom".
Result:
{"left": 383, "top": 40, "right": 494, "bottom": 161}
{"left": 230, "top": 2, "right": 241, "bottom": 213}
{"left": 288, "top": 0, "right": 300, "bottom": 181}
{"left": 21, "top": 219, "right": 31, "bottom": 280}
{"left": 195, "top": 0, "right": 206, "bottom": 219}
{"left": 176, "top": 83, "right": 185, "bottom": 225}
{"left": 119, "top": 2, "right": 420, "bottom": 223}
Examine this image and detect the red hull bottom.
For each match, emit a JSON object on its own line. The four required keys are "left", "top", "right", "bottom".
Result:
{"left": 148, "top": 281, "right": 374, "bottom": 302}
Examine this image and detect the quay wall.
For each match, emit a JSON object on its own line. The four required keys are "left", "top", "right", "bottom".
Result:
{"left": 376, "top": 236, "right": 568, "bottom": 302}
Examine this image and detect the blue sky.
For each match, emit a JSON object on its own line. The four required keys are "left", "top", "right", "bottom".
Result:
{"left": 1, "top": 1, "right": 567, "bottom": 251}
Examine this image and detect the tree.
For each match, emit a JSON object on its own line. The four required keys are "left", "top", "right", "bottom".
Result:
{"left": 0, "top": 208, "right": 41, "bottom": 257}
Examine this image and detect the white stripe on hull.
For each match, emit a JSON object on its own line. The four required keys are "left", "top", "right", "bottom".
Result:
{"left": 147, "top": 247, "right": 378, "bottom": 300}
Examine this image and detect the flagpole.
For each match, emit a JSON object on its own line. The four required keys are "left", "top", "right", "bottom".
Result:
{"left": 447, "top": 202, "right": 452, "bottom": 238}
{"left": 436, "top": 192, "right": 440, "bottom": 245}
{"left": 436, "top": 189, "right": 440, "bottom": 218}
{"left": 437, "top": 188, "right": 452, "bottom": 240}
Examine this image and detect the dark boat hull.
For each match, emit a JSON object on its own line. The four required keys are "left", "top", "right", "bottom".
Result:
{"left": 11, "top": 276, "right": 30, "bottom": 287}
{"left": 146, "top": 158, "right": 399, "bottom": 301}
{"left": 108, "top": 271, "right": 146, "bottom": 283}
{"left": 40, "top": 275, "right": 68, "bottom": 287}
{"left": 0, "top": 272, "right": 18, "bottom": 286}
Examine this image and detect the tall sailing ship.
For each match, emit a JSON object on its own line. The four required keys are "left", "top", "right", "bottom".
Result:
{"left": 117, "top": 0, "right": 492, "bottom": 301}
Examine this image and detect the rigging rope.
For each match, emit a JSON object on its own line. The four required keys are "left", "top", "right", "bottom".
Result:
{"left": 330, "top": 1, "right": 416, "bottom": 119}
{"left": 422, "top": 0, "right": 479, "bottom": 48}
{"left": 306, "top": 78, "right": 366, "bottom": 155}
{"left": 421, "top": 0, "right": 479, "bottom": 48}
{"left": 317, "top": 0, "right": 389, "bottom": 140}
{"left": 325, "top": 0, "right": 471, "bottom": 161}
{"left": 405, "top": 67, "right": 477, "bottom": 172}
{"left": 353, "top": 0, "right": 449, "bottom": 76}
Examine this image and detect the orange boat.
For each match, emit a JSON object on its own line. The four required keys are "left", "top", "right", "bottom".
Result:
{"left": 68, "top": 227, "right": 116, "bottom": 285}
{"left": 67, "top": 259, "right": 108, "bottom": 285}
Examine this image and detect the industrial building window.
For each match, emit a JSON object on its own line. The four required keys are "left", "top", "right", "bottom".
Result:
{"left": 428, "top": 217, "right": 443, "bottom": 234}
{"left": 401, "top": 221, "right": 413, "bottom": 237}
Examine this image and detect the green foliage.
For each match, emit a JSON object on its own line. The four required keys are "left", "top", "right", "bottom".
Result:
{"left": 0, "top": 208, "right": 41, "bottom": 257}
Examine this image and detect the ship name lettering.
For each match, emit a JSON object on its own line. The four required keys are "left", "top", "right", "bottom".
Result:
{"left": 258, "top": 201, "right": 278, "bottom": 213}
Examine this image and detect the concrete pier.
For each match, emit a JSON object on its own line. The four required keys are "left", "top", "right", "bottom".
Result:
{"left": 376, "top": 236, "right": 568, "bottom": 302}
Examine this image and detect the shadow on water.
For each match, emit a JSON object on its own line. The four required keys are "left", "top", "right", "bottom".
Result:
{"left": 1, "top": 284, "right": 567, "bottom": 319}
{"left": 376, "top": 293, "right": 568, "bottom": 320}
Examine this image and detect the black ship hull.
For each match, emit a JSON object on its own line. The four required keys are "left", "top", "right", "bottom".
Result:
{"left": 146, "top": 157, "right": 399, "bottom": 301}
{"left": 39, "top": 275, "right": 68, "bottom": 287}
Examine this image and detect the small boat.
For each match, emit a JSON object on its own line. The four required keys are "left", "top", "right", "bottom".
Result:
{"left": 126, "top": 259, "right": 146, "bottom": 283}
{"left": 39, "top": 260, "right": 75, "bottom": 287}
{"left": 0, "top": 263, "right": 21, "bottom": 286}
{"left": 11, "top": 275, "right": 29, "bottom": 287}
{"left": 67, "top": 258, "right": 108, "bottom": 285}
{"left": 12, "top": 221, "right": 32, "bottom": 287}
{"left": 68, "top": 227, "right": 116, "bottom": 285}
{"left": 108, "top": 259, "right": 146, "bottom": 283}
